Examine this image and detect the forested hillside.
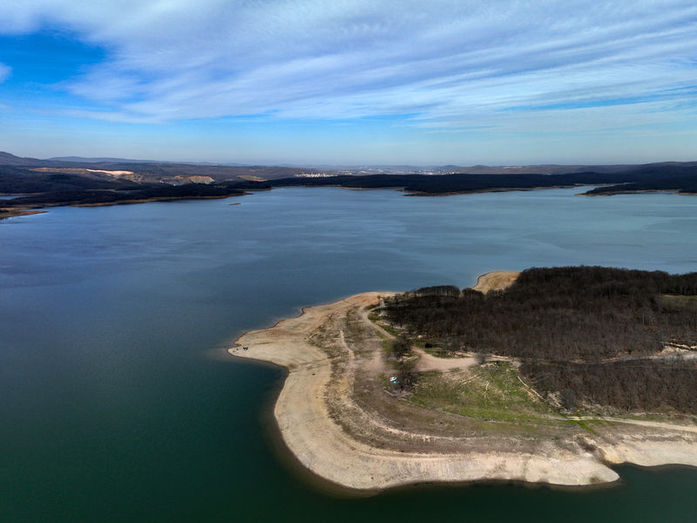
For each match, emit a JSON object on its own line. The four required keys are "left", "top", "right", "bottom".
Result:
{"left": 382, "top": 267, "right": 697, "bottom": 413}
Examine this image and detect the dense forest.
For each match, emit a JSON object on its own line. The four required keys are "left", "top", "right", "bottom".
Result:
{"left": 522, "top": 360, "right": 697, "bottom": 413}
{"left": 267, "top": 165, "right": 697, "bottom": 195}
{"left": 0, "top": 170, "right": 252, "bottom": 214}
{"left": 585, "top": 175, "right": 697, "bottom": 195}
{"left": 0, "top": 169, "right": 141, "bottom": 193}
{"left": 268, "top": 171, "right": 654, "bottom": 194}
{"left": 4, "top": 182, "right": 248, "bottom": 207}
{"left": 382, "top": 267, "right": 697, "bottom": 414}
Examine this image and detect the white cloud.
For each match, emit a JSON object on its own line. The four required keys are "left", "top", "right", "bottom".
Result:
{"left": 2, "top": 0, "right": 697, "bottom": 132}
{"left": 0, "top": 63, "right": 10, "bottom": 83}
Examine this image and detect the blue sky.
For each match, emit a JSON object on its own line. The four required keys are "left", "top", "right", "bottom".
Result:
{"left": 1, "top": 1, "right": 696, "bottom": 165}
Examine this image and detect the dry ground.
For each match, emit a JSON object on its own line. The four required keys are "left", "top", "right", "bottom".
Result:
{"left": 472, "top": 270, "right": 521, "bottom": 293}
{"left": 229, "top": 284, "right": 697, "bottom": 491}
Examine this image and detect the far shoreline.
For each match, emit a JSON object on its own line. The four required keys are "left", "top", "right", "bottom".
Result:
{"left": 4, "top": 181, "right": 697, "bottom": 220}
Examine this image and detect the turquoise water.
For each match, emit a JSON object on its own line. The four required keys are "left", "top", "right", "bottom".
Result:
{"left": 1, "top": 187, "right": 696, "bottom": 522}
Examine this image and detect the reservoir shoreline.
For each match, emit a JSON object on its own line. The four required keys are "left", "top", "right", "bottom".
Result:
{"left": 228, "top": 284, "right": 697, "bottom": 492}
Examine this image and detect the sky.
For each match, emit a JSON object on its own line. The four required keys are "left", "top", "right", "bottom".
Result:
{"left": 1, "top": 0, "right": 696, "bottom": 166}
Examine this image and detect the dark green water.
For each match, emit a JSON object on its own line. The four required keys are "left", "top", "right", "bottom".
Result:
{"left": 1, "top": 187, "right": 696, "bottom": 522}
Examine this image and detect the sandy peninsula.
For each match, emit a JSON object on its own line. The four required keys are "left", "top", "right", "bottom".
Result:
{"left": 229, "top": 274, "right": 697, "bottom": 491}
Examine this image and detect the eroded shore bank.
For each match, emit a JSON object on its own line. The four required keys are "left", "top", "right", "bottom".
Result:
{"left": 228, "top": 282, "right": 697, "bottom": 491}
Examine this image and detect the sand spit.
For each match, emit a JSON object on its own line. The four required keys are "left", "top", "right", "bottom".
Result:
{"left": 472, "top": 270, "right": 520, "bottom": 293}
{"left": 229, "top": 291, "right": 697, "bottom": 491}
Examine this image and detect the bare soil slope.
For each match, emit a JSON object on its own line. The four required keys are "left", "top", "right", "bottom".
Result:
{"left": 472, "top": 270, "right": 520, "bottom": 293}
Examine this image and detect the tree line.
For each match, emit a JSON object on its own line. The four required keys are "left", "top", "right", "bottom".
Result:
{"left": 382, "top": 267, "right": 697, "bottom": 413}
{"left": 384, "top": 267, "right": 697, "bottom": 360}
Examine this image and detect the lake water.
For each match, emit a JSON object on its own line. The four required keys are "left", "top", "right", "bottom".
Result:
{"left": 1, "top": 187, "right": 696, "bottom": 522}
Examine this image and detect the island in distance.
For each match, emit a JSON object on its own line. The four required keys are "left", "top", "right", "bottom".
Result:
{"left": 231, "top": 267, "right": 697, "bottom": 491}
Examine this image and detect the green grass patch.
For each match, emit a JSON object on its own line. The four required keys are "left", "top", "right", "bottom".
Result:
{"left": 659, "top": 294, "right": 697, "bottom": 312}
{"left": 367, "top": 312, "right": 402, "bottom": 339}
{"left": 564, "top": 419, "right": 598, "bottom": 434}
{"left": 408, "top": 362, "right": 556, "bottom": 423}
{"left": 372, "top": 319, "right": 401, "bottom": 337}
{"left": 381, "top": 339, "right": 394, "bottom": 354}
{"left": 422, "top": 345, "right": 460, "bottom": 358}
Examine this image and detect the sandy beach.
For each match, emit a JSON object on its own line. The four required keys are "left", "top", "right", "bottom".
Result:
{"left": 229, "top": 281, "right": 697, "bottom": 491}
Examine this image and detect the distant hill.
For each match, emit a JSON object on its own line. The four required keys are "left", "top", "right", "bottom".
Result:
{"left": 48, "top": 156, "right": 250, "bottom": 167}
{"left": 3, "top": 150, "right": 697, "bottom": 219}
{"left": 0, "top": 151, "right": 322, "bottom": 183}
{"left": 451, "top": 164, "right": 635, "bottom": 175}
{"left": 48, "top": 156, "right": 159, "bottom": 164}
{"left": 4, "top": 151, "right": 697, "bottom": 177}
{"left": 0, "top": 151, "right": 45, "bottom": 166}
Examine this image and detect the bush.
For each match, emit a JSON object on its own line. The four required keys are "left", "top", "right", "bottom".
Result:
{"left": 396, "top": 359, "right": 418, "bottom": 392}
{"left": 391, "top": 335, "right": 412, "bottom": 359}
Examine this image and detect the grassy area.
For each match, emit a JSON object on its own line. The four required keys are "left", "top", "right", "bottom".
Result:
{"left": 367, "top": 311, "right": 380, "bottom": 322}
{"left": 367, "top": 311, "right": 402, "bottom": 337}
{"left": 659, "top": 294, "right": 697, "bottom": 312}
{"left": 408, "top": 362, "right": 557, "bottom": 423}
{"left": 564, "top": 418, "right": 599, "bottom": 434}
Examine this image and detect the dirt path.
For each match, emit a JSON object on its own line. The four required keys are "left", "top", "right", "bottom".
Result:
{"left": 413, "top": 347, "right": 477, "bottom": 372}
{"left": 228, "top": 290, "right": 697, "bottom": 491}
{"left": 568, "top": 416, "right": 697, "bottom": 434}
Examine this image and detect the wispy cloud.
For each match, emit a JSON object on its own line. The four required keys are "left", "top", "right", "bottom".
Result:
{"left": 0, "top": 63, "right": 10, "bottom": 83}
{"left": 2, "top": 0, "right": 697, "bottom": 133}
